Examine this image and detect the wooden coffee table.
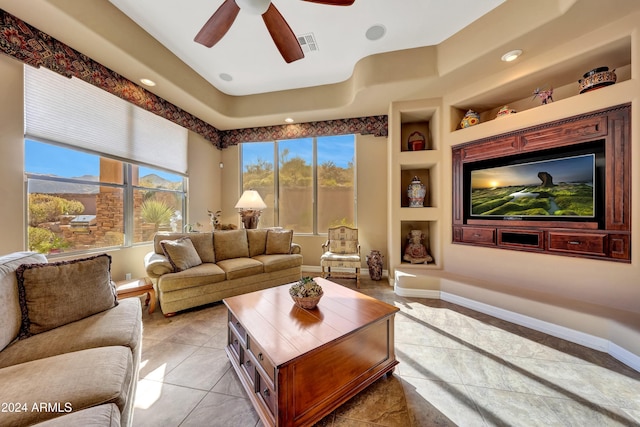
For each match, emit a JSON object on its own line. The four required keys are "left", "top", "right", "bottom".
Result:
{"left": 223, "top": 278, "right": 399, "bottom": 427}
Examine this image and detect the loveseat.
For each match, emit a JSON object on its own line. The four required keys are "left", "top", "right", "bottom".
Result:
{"left": 144, "top": 228, "right": 303, "bottom": 316}
{"left": 0, "top": 252, "right": 142, "bottom": 426}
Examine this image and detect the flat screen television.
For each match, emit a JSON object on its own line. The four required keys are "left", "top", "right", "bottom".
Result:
{"left": 464, "top": 142, "right": 605, "bottom": 224}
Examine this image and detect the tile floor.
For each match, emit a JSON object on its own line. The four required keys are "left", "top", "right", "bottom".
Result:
{"left": 133, "top": 275, "right": 640, "bottom": 426}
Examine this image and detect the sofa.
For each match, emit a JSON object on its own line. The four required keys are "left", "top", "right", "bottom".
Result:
{"left": 144, "top": 228, "right": 303, "bottom": 316}
{"left": 0, "top": 252, "right": 142, "bottom": 426}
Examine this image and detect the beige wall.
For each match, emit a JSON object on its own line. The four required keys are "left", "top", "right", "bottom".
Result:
{"left": 0, "top": 54, "right": 221, "bottom": 281}
{"left": 0, "top": 55, "right": 27, "bottom": 254}
{"left": 434, "top": 11, "right": 640, "bottom": 357}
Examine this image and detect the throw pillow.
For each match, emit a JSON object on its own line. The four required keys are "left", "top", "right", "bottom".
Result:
{"left": 247, "top": 229, "right": 268, "bottom": 257}
{"left": 266, "top": 229, "right": 293, "bottom": 255}
{"left": 160, "top": 237, "right": 203, "bottom": 272}
{"left": 16, "top": 254, "right": 117, "bottom": 338}
{"left": 214, "top": 229, "right": 249, "bottom": 261}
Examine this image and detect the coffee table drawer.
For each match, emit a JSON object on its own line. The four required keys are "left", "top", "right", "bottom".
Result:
{"left": 241, "top": 353, "right": 257, "bottom": 388}
{"left": 229, "top": 312, "right": 247, "bottom": 345}
{"left": 248, "top": 337, "right": 275, "bottom": 383}
{"left": 228, "top": 327, "right": 243, "bottom": 361}
{"left": 256, "top": 370, "right": 277, "bottom": 417}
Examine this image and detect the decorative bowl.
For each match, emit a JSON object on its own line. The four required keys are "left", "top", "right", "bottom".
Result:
{"left": 578, "top": 66, "right": 616, "bottom": 93}
{"left": 291, "top": 293, "right": 323, "bottom": 309}
{"left": 289, "top": 276, "right": 323, "bottom": 309}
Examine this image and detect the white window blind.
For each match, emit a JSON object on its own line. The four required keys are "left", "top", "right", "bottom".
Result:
{"left": 24, "top": 66, "right": 188, "bottom": 174}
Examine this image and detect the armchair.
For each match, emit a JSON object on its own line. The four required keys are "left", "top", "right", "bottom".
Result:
{"left": 320, "top": 226, "right": 361, "bottom": 287}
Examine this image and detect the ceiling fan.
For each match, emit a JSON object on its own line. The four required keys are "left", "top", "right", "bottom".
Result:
{"left": 194, "top": 0, "right": 355, "bottom": 63}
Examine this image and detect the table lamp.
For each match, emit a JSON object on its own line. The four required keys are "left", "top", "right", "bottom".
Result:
{"left": 235, "top": 190, "right": 267, "bottom": 229}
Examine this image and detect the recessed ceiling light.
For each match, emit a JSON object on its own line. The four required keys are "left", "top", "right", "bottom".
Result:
{"left": 365, "top": 24, "right": 386, "bottom": 41}
{"left": 284, "top": 117, "right": 294, "bottom": 123}
{"left": 501, "top": 49, "right": 523, "bottom": 62}
{"left": 140, "top": 78, "right": 156, "bottom": 86}
{"left": 219, "top": 73, "right": 233, "bottom": 82}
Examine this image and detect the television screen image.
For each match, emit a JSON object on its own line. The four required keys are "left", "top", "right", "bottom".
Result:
{"left": 470, "top": 154, "right": 595, "bottom": 218}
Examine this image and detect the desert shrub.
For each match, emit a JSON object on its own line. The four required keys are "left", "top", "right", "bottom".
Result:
{"left": 141, "top": 199, "right": 173, "bottom": 227}
{"left": 28, "top": 226, "right": 71, "bottom": 254}
{"left": 28, "top": 194, "right": 84, "bottom": 226}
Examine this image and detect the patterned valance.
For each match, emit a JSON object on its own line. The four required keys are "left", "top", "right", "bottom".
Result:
{"left": 0, "top": 9, "right": 388, "bottom": 150}
{"left": 220, "top": 115, "right": 388, "bottom": 148}
{"left": 0, "top": 9, "right": 220, "bottom": 146}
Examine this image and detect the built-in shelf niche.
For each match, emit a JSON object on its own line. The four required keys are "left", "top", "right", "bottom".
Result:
{"left": 400, "top": 168, "right": 430, "bottom": 208}
{"left": 400, "top": 220, "right": 437, "bottom": 266}
{"left": 450, "top": 36, "right": 632, "bottom": 132}
{"left": 400, "top": 120, "right": 431, "bottom": 152}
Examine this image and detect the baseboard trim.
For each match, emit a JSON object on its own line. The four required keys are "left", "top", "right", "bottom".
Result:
{"left": 394, "top": 285, "right": 440, "bottom": 299}
{"left": 302, "top": 265, "right": 389, "bottom": 279}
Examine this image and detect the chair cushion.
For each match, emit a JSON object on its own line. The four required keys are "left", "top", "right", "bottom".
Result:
{"left": 216, "top": 258, "right": 264, "bottom": 280}
{"left": 157, "top": 263, "right": 226, "bottom": 293}
{"left": 321, "top": 252, "right": 361, "bottom": 268}
{"left": 160, "top": 237, "right": 203, "bottom": 272}
{"left": 266, "top": 229, "right": 293, "bottom": 254}
{"left": 0, "top": 298, "right": 141, "bottom": 369}
{"left": 0, "top": 346, "right": 132, "bottom": 426}
{"left": 214, "top": 229, "right": 249, "bottom": 261}
{"left": 253, "top": 254, "right": 303, "bottom": 273}
{"left": 32, "top": 403, "right": 120, "bottom": 427}
{"left": 16, "top": 254, "right": 117, "bottom": 338}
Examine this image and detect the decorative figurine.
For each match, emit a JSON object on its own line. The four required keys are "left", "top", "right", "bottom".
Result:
{"left": 403, "top": 230, "right": 433, "bottom": 264}
{"left": 407, "top": 131, "right": 426, "bottom": 151}
{"left": 496, "top": 105, "right": 516, "bottom": 119}
{"left": 407, "top": 176, "right": 426, "bottom": 207}
{"left": 366, "top": 250, "right": 384, "bottom": 281}
{"left": 532, "top": 87, "right": 553, "bottom": 104}
{"left": 460, "top": 110, "right": 480, "bottom": 128}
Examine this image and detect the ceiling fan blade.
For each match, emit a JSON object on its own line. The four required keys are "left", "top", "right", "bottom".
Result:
{"left": 262, "top": 4, "right": 304, "bottom": 63}
{"left": 194, "top": 0, "right": 241, "bottom": 48}
{"left": 301, "top": 0, "right": 355, "bottom": 5}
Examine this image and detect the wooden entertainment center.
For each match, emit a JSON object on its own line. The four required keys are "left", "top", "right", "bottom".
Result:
{"left": 452, "top": 104, "right": 631, "bottom": 262}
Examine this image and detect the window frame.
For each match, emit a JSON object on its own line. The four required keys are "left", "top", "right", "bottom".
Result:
{"left": 24, "top": 138, "right": 187, "bottom": 256}
{"left": 240, "top": 135, "right": 356, "bottom": 235}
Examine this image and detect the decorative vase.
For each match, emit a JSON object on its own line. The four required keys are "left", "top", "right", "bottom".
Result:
{"left": 366, "top": 250, "right": 384, "bottom": 281}
{"left": 460, "top": 110, "right": 480, "bottom": 128}
{"left": 407, "top": 176, "right": 426, "bottom": 207}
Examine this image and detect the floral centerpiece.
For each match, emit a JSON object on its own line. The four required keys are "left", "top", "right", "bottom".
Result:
{"left": 289, "top": 276, "right": 323, "bottom": 309}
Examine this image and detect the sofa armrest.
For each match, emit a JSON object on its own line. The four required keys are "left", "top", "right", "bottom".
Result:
{"left": 291, "top": 243, "right": 302, "bottom": 254}
{"left": 144, "top": 252, "right": 173, "bottom": 278}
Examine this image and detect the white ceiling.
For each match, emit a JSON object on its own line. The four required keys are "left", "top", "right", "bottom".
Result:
{"left": 108, "top": 0, "right": 504, "bottom": 96}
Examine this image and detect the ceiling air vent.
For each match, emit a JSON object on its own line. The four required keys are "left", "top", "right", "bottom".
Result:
{"left": 297, "top": 33, "right": 318, "bottom": 53}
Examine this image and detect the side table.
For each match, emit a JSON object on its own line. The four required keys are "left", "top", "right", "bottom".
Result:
{"left": 115, "top": 277, "right": 156, "bottom": 314}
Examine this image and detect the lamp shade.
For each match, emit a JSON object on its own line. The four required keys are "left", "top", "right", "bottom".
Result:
{"left": 235, "top": 190, "right": 267, "bottom": 209}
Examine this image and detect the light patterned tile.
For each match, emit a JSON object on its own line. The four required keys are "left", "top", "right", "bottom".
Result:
{"left": 180, "top": 392, "right": 259, "bottom": 427}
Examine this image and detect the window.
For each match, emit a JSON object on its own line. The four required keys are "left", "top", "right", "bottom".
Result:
{"left": 241, "top": 135, "right": 355, "bottom": 233}
{"left": 25, "top": 140, "right": 186, "bottom": 255}
{"left": 23, "top": 65, "right": 188, "bottom": 255}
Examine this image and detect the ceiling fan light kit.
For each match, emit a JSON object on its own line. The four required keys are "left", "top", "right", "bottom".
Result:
{"left": 194, "top": 0, "right": 355, "bottom": 63}
{"left": 235, "top": 0, "right": 271, "bottom": 15}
